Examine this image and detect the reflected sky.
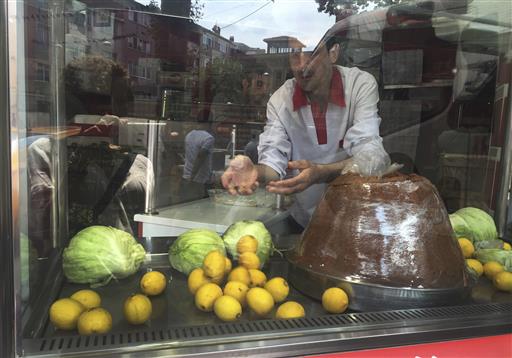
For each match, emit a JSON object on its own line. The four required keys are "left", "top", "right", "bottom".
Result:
{"left": 137, "top": 0, "right": 334, "bottom": 50}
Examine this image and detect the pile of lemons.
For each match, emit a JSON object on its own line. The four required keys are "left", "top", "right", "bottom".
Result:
{"left": 49, "top": 290, "right": 111, "bottom": 335}
{"left": 49, "top": 270, "right": 168, "bottom": 335}
{"left": 458, "top": 237, "right": 512, "bottom": 293}
{"left": 188, "top": 235, "right": 350, "bottom": 321}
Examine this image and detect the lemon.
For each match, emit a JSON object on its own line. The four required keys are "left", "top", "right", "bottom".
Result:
{"left": 188, "top": 268, "right": 211, "bottom": 295}
{"left": 213, "top": 295, "right": 242, "bottom": 322}
{"left": 49, "top": 298, "right": 85, "bottom": 330}
{"left": 246, "top": 287, "right": 274, "bottom": 317}
{"left": 493, "top": 271, "right": 512, "bottom": 292}
{"left": 483, "top": 261, "right": 504, "bottom": 280}
{"left": 264, "top": 277, "right": 289, "bottom": 303}
{"left": 195, "top": 282, "right": 223, "bottom": 312}
{"left": 223, "top": 281, "right": 249, "bottom": 306}
{"left": 77, "top": 308, "right": 112, "bottom": 335}
{"left": 237, "top": 235, "right": 258, "bottom": 254}
{"left": 203, "top": 250, "right": 226, "bottom": 278}
{"left": 238, "top": 252, "right": 261, "bottom": 270}
{"left": 140, "top": 271, "right": 167, "bottom": 296}
{"left": 276, "top": 301, "right": 305, "bottom": 319}
{"left": 248, "top": 269, "right": 267, "bottom": 287}
{"left": 322, "top": 287, "right": 349, "bottom": 314}
{"left": 227, "top": 266, "right": 251, "bottom": 286}
{"left": 503, "top": 242, "right": 511, "bottom": 251}
{"left": 458, "top": 238, "right": 475, "bottom": 258}
{"left": 465, "top": 259, "right": 484, "bottom": 278}
{"left": 224, "top": 257, "right": 233, "bottom": 274}
{"left": 70, "top": 290, "right": 101, "bottom": 310}
{"left": 123, "top": 294, "right": 152, "bottom": 325}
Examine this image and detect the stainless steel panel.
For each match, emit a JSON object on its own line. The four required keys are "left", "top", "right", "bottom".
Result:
{"left": 496, "top": 69, "right": 512, "bottom": 238}
{"left": 0, "top": 1, "right": 15, "bottom": 358}
{"left": 48, "top": 1, "right": 68, "bottom": 248}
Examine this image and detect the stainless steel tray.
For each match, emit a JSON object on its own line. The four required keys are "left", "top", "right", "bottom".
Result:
{"left": 287, "top": 259, "right": 472, "bottom": 311}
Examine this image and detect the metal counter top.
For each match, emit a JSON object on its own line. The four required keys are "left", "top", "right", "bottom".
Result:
{"left": 134, "top": 199, "right": 290, "bottom": 237}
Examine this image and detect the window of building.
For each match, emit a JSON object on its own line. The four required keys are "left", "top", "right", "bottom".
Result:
{"left": 35, "top": 21, "right": 48, "bottom": 43}
{"left": 35, "top": 62, "right": 50, "bottom": 82}
{"left": 93, "top": 10, "right": 111, "bottom": 27}
{"left": 127, "top": 36, "right": 135, "bottom": 48}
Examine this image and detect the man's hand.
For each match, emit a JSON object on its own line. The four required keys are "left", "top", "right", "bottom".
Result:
{"left": 221, "top": 155, "right": 259, "bottom": 195}
{"left": 266, "top": 160, "right": 322, "bottom": 195}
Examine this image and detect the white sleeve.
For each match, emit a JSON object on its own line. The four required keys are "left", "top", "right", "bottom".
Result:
{"left": 257, "top": 99, "right": 291, "bottom": 179}
{"left": 343, "top": 72, "right": 388, "bottom": 160}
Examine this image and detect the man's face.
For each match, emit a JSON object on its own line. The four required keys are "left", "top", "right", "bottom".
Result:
{"left": 289, "top": 44, "right": 336, "bottom": 94}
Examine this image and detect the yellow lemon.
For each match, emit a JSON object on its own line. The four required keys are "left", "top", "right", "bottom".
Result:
{"left": 77, "top": 308, "right": 112, "bottom": 335}
{"left": 237, "top": 235, "right": 258, "bottom": 254}
{"left": 49, "top": 298, "right": 85, "bottom": 330}
{"left": 458, "top": 238, "right": 475, "bottom": 258}
{"left": 483, "top": 261, "right": 505, "bottom": 280}
{"left": 275, "top": 301, "right": 305, "bottom": 319}
{"left": 140, "top": 271, "right": 167, "bottom": 296}
{"left": 322, "top": 287, "right": 349, "bottom": 314}
{"left": 238, "top": 252, "right": 261, "bottom": 270}
{"left": 248, "top": 269, "right": 267, "bottom": 287}
{"left": 503, "top": 242, "right": 511, "bottom": 251}
{"left": 246, "top": 287, "right": 274, "bottom": 317}
{"left": 203, "top": 250, "right": 226, "bottom": 278}
{"left": 465, "top": 259, "right": 484, "bottom": 278}
{"left": 224, "top": 257, "right": 233, "bottom": 275}
{"left": 123, "top": 294, "right": 152, "bottom": 325}
{"left": 264, "top": 277, "right": 289, "bottom": 303}
{"left": 188, "top": 268, "right": 211, "bottom": 295}
{"left": 223, "top": 281, "right": 249, "bottom": 307}
{"left": 213, "top": 295, "right": 242, "bottom": 322}
{"left": 493, "top": 271, "right": 512, "bottom": 292}
{"left": 70, "top": 290, "right": 101, "bottom": 310}
{"left": 195, "top": 283, "right": 223, "bottom": 312}
{"left": 227, "top": 266, "right": 251, "bottom": 286}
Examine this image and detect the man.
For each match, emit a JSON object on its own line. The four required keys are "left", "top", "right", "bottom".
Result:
{"left": 180, "top": 128, "right": 215, "bottom": 201}
{"left": 221, "top": 33, "right": 389, "bottom": 228}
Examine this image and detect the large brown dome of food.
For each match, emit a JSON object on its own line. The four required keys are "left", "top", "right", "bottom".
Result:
{"left": 289, "top": 172, "right": 467, "bottom": 289}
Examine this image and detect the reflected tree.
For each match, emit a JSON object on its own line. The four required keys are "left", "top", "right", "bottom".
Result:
{"left": 315, "top": 0, "right": 404, "bottom": 14}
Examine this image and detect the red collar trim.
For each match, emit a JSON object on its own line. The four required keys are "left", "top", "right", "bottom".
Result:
{"left": 292, "top": 68, "right": 346, "bottom": 111}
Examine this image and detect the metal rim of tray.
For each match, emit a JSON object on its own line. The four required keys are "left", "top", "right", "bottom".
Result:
{"left": 287, "top": 258, "right": 472, "bottom": 312}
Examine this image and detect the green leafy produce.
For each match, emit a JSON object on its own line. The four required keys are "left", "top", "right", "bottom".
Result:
{"left": 474, "top": 239, "right": 503, "bottom": 250}
{"left": 474, "top": 249, "right": 512, "bottom": 271}
{"left": 223, "top": 220, "right": 274, "bottom": 265}
{"left": 63, "top": 226, "right": 146, "bottom": 287}
{"left": 449, "top": 207, "right": 497, "bottom": 243}
{"left": 168, "top": 229, "right": 226, "bottom": 275}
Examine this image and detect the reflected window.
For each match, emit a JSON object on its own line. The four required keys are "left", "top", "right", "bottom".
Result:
{"left": 35, "top": 62, "right": 49, "bottom": 82}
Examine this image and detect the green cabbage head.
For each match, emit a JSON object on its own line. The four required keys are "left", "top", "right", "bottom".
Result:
{"left": 449, "top": 207, "right": 497, "bottom": 243}
{"left": 475, "top": 249, "right": 512, "bottom": 271}
{"left": 63, "top": 226, "right": 146, "bottom": 287}
{"left": 168, "top": 229, "right": 226, "bottom": 275}
{"left": 223, "top": 220, "right": 273, "bottom": 266}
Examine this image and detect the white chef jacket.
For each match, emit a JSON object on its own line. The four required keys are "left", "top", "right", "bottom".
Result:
{"left": 258, "top": 65, "right": 387, "bottom": 227}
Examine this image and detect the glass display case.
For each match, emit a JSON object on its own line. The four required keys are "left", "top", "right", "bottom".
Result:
{"left": 1, "top": 0, "right": 511, "bottom": 357}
